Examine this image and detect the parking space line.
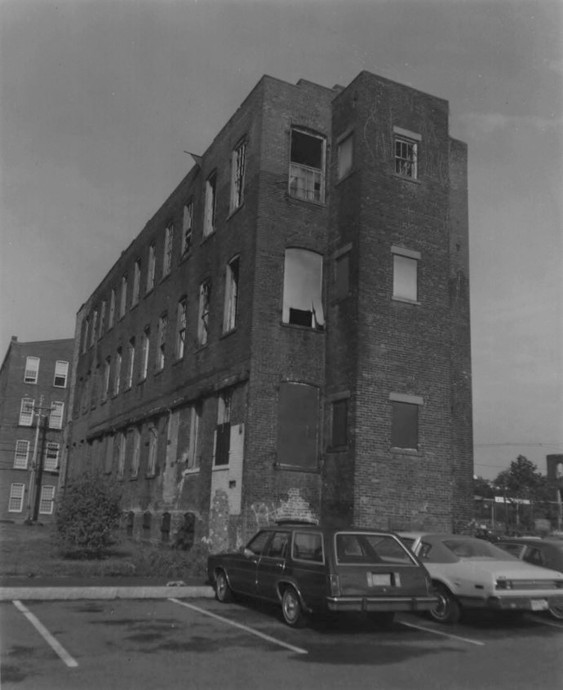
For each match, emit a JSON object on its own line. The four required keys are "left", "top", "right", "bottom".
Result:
{"left": 169, "top": 598, "right": 308, "bottom": 655}
{"left": 13, "top": 600, "right": 79, "bottom": 668}
{"left": 527, "top": 615, "right": 563, "bottom": 630}
{"left": 399, "top": 620, "right": 485, "bottom": 646}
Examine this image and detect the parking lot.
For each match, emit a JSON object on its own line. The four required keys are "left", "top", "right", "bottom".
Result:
{"left": 2, "top": 596, "right": 562, "bottom": 690}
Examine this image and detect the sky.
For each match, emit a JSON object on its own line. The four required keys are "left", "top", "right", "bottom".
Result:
{"left": 0, "top": 0, "right": 561, "bottom": 480}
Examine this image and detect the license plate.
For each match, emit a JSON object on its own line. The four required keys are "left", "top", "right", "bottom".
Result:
{"left": 531, "top": 599, "right": 548, "bottom": 611}
{"left": 367, "top": 573, "right": 391, "bottom": 587}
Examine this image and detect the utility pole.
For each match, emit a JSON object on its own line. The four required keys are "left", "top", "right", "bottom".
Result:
{"left": 25, "top": 397, "right": 52, "bottom": 525}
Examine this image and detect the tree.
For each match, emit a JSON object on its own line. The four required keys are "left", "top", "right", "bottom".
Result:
{"left": 56, "top": 474, "right": 122, "bottom": 558}
{"left": 493, "top": 455, "right": 546, "bottom": 502}
{"left": 473, "top": 476, "right": 495, "bottom": 498}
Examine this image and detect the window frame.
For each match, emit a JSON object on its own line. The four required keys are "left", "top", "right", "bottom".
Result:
{"left": 8, "top": 483, "right": 25, "bottom": 512}
{"left": 140, "top": 327, "right": 150, "bottom": 381}
{"left": 163, "top": 225, "right": 174, "bottom": 278}
{"left": 19, "top": 398, "right": 35, "bottom": 426}
{"left": 49, "top": 401, "right": 64, "bottom": 430}
{"left": 230, "top": 139, "right": 247, "bottom": 212}
{"left": 282, "top": 248, "right": 324, "bottom": 329}
{"left": 223, "top": 256, "right": 240, "bottom": 333}
{"left": 389, "top": 393, "right": 423, "bottom": 451}
{"left": 182, "top": 202, "right": 193, "bottom": 256}
{"left": 44, "top": 442, "right": 60, "bottom": 471}
{"left": 126, "top": 337, "right": 135, "bottom": 389}
{"left": 288, "top": 128, "right": 326, "bottom": 204}
{"left": 119, "top": 274, "right": 128, "bottom": 319}
{"left": 393, "top": 126, "right": 421, "bottom": 180}
{"left": 176, "top": 297, "right": 187, "bottom": 360}
{"left": 198, "top": 280, "right": 211, "bottom": 346}
{"left": 53, "top": 360, "right": 69, "bottom": 388}
{"left": 147, "top": 243, "right": 156, "bottom": 293}
{"left": 203, "top": 172, "right": 217, "bottom": 237}
{"left": 14, "top": 440, "right": 30, "bottom": 469}
{"left": 24, "top": 356, "right": 40, "bottom": 384}
{"left": 132, "top": 259, "right": 141, "bottom": 306}
{"left": 39, "top": 485, "right": 55, "bottom": 515}
{"left": 156, "top": 313, "right": 168, "bottom": 370}
{"left": 392, "top": 246, "right": 421, "bottom": 303}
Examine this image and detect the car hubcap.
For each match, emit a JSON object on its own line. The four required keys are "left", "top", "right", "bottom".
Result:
{"left": 284, "top": 592, "right": 298, "bottom": 621}
{"left": 217, "top": 575, "right": 226, "bottom": 598}
{"left": 433, "top": 591, "right": 449, "bottom": 620}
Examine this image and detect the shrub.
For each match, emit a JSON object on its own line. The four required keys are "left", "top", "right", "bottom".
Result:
{"left": 55, "top": 474, "right": 122, "bottom": 559}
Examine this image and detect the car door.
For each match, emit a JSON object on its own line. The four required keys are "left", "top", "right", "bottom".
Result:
{"left": 255, "top": 530, "right": 290, "bottom": 601}
{"left": 229, "top": 530, "right": 272, "bottom": 596}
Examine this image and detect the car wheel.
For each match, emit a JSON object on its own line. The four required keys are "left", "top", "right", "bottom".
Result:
{"left": 548, "top": 603, "right": 563, "bottom": 620}
{"left": 281, "top": 586, "right": 306, "bottom": 628}
{"left": 215, "top": 570, "right": 233, "bottom": 603}
{"left": 367, "top": 611, "right": 395, "bottom": 627}
{"left": 429, "top": 583, "right": 461, "bottom": 624}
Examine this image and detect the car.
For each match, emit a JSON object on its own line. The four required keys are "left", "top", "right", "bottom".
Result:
{"left": 496, "top": 537, "right": 563, "bottom": 619}
{"left": 207, "top": 523, "right": 437, "bottom": 627}
{"left": 398, "top": 532, "right": 563, "bottom": 624}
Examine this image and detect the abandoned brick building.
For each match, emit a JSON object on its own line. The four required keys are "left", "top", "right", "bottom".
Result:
{"left": 65, "top": 71, "right": 472, "bottom": 551}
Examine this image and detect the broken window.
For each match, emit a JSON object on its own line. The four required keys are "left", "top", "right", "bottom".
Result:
{"left": 99, "top": 301, "right": 106, "bottom": 338}
{"left": 394, "top": 128, "right": 419, "bottom": 179}
{"left": 182, "top": 202, "right": 193, "bottom": 255}
{"left": 214, "top": 391, "right": 231, "bottom": 467}
{"left": 187, "top": 404, "right": 201, "bottom": 471}
{"left": 223, "top": 256, "right": 239, "bottom": 333}
{"left": 204, "top": 172, "right": 217, "bottom": 237}
{"left": 156, "top": 314, "right": 167, "bottom": 370}
{"left": 146, "top": 243, "right": 156, "bottom": 293}
{"left": 176, "top": 297, "right": 187, "bottom": 359}
{"left": 392, "top": 247, "right": 420, "bottom": 302}
{"left": 337, "top": 132, "right": 354, "bottom": 179}
{"left": 163, "top": 225, "right": 174, "bottom": 277}
{"left": 277, "top": 382, "right": 319, "bottom": 469}
{"left": 230, "top": 139, "right": 246, "bottom": 211}
{"left": 282, "top": 248, "right": 324, "bottom": 328}
{"left": 198, "top": 280, "right": 211, "bottom": 346}
{"left": 289, "top": 129, "right": 325, "bottom": 203}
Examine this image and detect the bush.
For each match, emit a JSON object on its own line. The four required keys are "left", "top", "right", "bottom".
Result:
{"left": 55, "top": 474, "right": 122, "bottom": 559}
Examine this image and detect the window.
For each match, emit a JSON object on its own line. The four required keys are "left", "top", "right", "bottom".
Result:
{"left": 187, "top": 404, "right": 201, "bottom": 471}
{"left": 392, "top": 247, "right": 420, "bottom": 302}
{"left": 99, "top": 300, "right": 106, "bottom": 338}
{"left": 147, "top": 243, "right": 156, "bottom": 293}
{"left": 198, "top": 280, "right": 211, "bottom": 345}
{"left": 337, "top": 132, "right": 354, "bottom": 179}
{"left": 132, "top": 259, "right": 141, "bottom": 306}
{"left": 293, "top": 531, "right": 324, "bottom": 562}
{"left": 156, "top": 314, "right": 168, "bottom": 370}
{"left": 14, "top": 440, "right": 30, "bottom": 469}
{"left": 82, "top": 317, "right": 90, "bottom": 353}
{"left": 163, "top": 225, "right": 173, "bottom": 277}
{"left": 331, "top": 397, "right": 349, "bottom": 448}
{"left": 119, "top": 274, "right": 128, "bottom": 318}
{"left": 126, "top": 338, "right": 135, "bottom": 389}
{"left": 19, "top": 398, "right": 35, "bottom": 426}
{"left": 390, "top": 394, "right": 422, "bottom": 450}
{"left": 24, "top": 357, "right": 40, "bottom": 384}
{"left": 282, "top": 249, "right": 324, "bottom": 328}
{"left": 266, "top": 531, "right": 290, "bottom": 559}
{"left": 117, "top": 431, "right": 127, "bottom": 479}
{"left": 277, "top": 382, "right": 319, "bottom": 469}
{"left": 394, "top": 127, "right": 420, "bottom": 179}
{"left": 182, "top": 202, "right": 193, "bottom": 255}
{"left": 103, "top": 357, "right": 111, "bottom": 401}
{"left": 230, "top": 140, "right": 246, "bottom": 211}
{"left": 131, "top": 428, "right": 141, "bottom": 478}
{"left": 39, "top": 486, "right": 55, "bottom": 515}
{"left": 176, "top": 298, "right": 187, "bottom": 359}
{"left": 53, "top": 360, "right": 69, "bottom": 388}
{"left": 223, "top": 257, "right": 239, "bottom": 333}
{"left": 214, "top": 391, "right": 232, "bottom": 467}
{"left": 8, "top": 484, "right": 25, "bottom": 512}
{"left": 49, "top": 401, "right": 64, "bottom": 430}
{"left": 289, "top": 128, "right": 326, "bottom": 203}
{"left": 114, "top": 348, "right": 122, "bottom": 395}
{"left": 203, "top": 172, "right": 217, "bottom": 237}
{"left": 91, "top": 310, "right": 98, "bottom": 346}
{"left": 334, "top": 247, "right": 351, "bottom": 300}
{"left": 44, "top": 443, "right": 59, "bottom": 471}
{"left": 140, "top": 327, "right": 150, "bottom": 380}
{"left": 147, "top": 425, "right": 158, "bottom": 476}
{"left": 108, "top": 289, "right": 116, "bottom": 329}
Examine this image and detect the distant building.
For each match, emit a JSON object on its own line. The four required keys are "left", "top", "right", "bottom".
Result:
{"left": 66, "top": 71, "right": 472, "bottom": 550}
{"left": 0, "top": 336, "right": 74, "bottom": 523}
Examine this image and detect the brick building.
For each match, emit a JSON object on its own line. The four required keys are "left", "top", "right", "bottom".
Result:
{"left": 66, "top": 71, "right": 472, "bottom": 550}
{"left": 0, "top": 336, "right": 74, "bottom": 523}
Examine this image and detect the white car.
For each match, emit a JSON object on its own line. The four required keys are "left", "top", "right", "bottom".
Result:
{"left": 398, "top": 532, "right": 563, "bottom": 624}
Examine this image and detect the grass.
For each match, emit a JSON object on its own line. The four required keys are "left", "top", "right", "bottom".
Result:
{"left": 0, "top": 521, "right": 208, "bottom": 580}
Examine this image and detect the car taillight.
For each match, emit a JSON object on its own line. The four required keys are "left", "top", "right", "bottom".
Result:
{"left": 496, "top": 578, "right": 513, "bottom": 590}
{"left": 328, "top": 574, "right": 341, "bottom": 597}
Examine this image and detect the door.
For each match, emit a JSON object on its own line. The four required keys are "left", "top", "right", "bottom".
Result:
{"left": 256, "top": 531, "right": 290, "bottom": 601}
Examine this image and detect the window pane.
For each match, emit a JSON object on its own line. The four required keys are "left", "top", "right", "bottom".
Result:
{"left": 393, "top": 255, "right": 418, "bottom": 301}
{"left": 24, "top": 357, "right": 40, "bottom": 383}
{"left": 391, "top": 401, "right": 418, "bottom": 449}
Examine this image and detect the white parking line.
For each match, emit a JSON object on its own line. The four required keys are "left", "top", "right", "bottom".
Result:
{"left": 399, "top": 619, "right": 485, "bottom": 646}
{"left": 169, "top": 598, "right": 308, "bottom": 655}
{"left": 13, "top": 600, "right": 79, "bottom": 668}
{"left": 528, "top": 615, "right": 563, "bottom": 630}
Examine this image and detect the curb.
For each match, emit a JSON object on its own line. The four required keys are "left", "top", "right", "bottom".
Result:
{"left": 0, "top": 585, "right": 215, "bottom": 601}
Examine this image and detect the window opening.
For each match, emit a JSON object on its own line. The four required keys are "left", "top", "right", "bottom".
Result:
{"left": 19, "top": 398, "right": 35, "bottom": 426}
{"left": 119, "top": 275, "right": 127, "bottom": 318}
{"left": 132, "top": 259, "right": 141, "bottom": 306}
{"left": 230, "top": 140, "right": 246, "bottom": 211}
{"left": 156, "top": 314, "right": 168, "bottom": 370}
{"left": 282, "top": 249, "right": 324, "bottom": 328}
{"left": 223, "top": 257, "right": 239, "bottom": 333}
{"left": 395, "top": 136, "right": 418, "bottom": 179}
{"left": 163, "top": 225, "right": 173, "bottom": 277}
{"left": 54, "top": 361, "right": 69, "bottom": 388}
{"left": 182, "top": 202, "right": 193, "bottom": 255}
{"left": 24, "top": 357, "right": 40, "bottom": 384}
{"left": 204, "top": 173, "right": 217, "bottom": 237}
{"left": 176, "top": 298, "right": 187, "bottom": 359}
{"left": 44, "top": 443, "right": 59, "bottom": 471}
{"left": 14, "top": 440, "right": 30, "bottom": 469}
{"left": 215, "top": 391, "right": 232, "bottom": 467}
{"left": 140, "top": 327, "right": 150, "bottom": 380}
{"left": 147, "top": 243, "right": 156, "bottom": 293}
{"left": 391, "top": 401, "right": 419, "bottom": 449}
{"left": 289, "top": 129, "right": 325, "bottom": 202}
{"left": 337, "top": 133, "right": 353, "bottom": 179}
{"left": 8, "top": 484, "right": 25, "bottom": 512}
{"left": 198, "top": 280, "right": 211, "bottom": 345}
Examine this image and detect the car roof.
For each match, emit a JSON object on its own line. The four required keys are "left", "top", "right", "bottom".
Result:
{"left": 265, "top": 523, "right": 401, "bottom": 536}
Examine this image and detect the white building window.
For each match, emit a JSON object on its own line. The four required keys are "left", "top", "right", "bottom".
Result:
{"left": 49, "top": 401, "right": 64, "bottom": 430}
{"left": 8, "top": 483, "right": 25, "bottom": 512}
{"left": 132, "top": 259, "right": 141, "bottom": 306}
{"left": 53, "top": 360, "right": 69, "bottom": 388}
{"left": 223, "top": 256, "right": 239, "bottom": 333}
{"left": 156, "top": 314, "right": 168, "bottom": 370}
{"left": 91, "top": 310, "right": 98, "bottom": 346}
{"left": 131, "top": 427, "right": 141, "bottom": 478}
{"left": 114, "top": 349, "right": 122, "bottom": 395}
{"left": 103, "top": 357, "right": 111, "bottom": 401}
{"left": 176, "top": 298, "right": 187, "bottom": 359}
{"left": 14, "top": 440, "right": 30, "bottom": 469}
{"left": 147, "top": 243, "right": 156, "bottom": 293}
{"left": 126, "top": 338, "right": 135, "bottom": 389}
{"left": 44, "top": 443, "right": 60, "bottom": 471}
{"left": 163, "top": 225, "right": 174, "bottom": 277}
{"left": 108, "top": 289, "right": 116, "bottom": 329}
{"left": 393, "top": 127, "right": 420, "bottom": 179}
{"left": 182, "top": 203, "right": 193, "bottom": 256}
{"left": 282, "top": 249, "right": 324, "bottom": 328}
{"left": 147, "top": 425, "right": 158, "bottom": 476}
{"left": 19, "top": 398, "right": 35, "bottom": 426}
{"left": 230, "top": 140, "right": 246, "bottom": 211}
{"left": 392, "top": 246, "right": 420, "bottom": 303}
{"left": 187, "top": 404, "right": 201, "bottom": 471}
{"left": 140, "top": 327, "right": 150, "bottom": 380}
{"left": 39, "top": 486, "right": 55, "bottom": 515}
{"left": 24, "top": 357, "right": 40, "bottom": 384}
{"left": 203, "top": 172, "right": 217, "bottom": 237}
{"left": 117, "top": 431, "right": 127, "bottom": 479}
{"left": 99, "top": 300, "right": 106, "bottom": 338}
{"left": 289, "top": 129, "right": 326, "bottom": 203}
{"left": 119, "top": 274, "right": 128, "bottom": 318}
{"left": 82, "top": 317, "right": 90, "bottom": 353}
{"left": 198, "top": 280, "right": 211, "bottom": 345}
{"left": 337, "top": 132, "right": 354, "bottom": 179}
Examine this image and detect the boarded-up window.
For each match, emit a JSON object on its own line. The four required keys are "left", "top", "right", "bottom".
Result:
{"left": 391, "top": 402, "right": 419, "bottom": 449}
{"left": 331, "top": 398, "right": 348, "bottom": 448}
{"left": 277, "top": 382, "right": 319, "bottom": 469}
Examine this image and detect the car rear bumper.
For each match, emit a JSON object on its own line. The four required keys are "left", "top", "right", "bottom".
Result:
{"left": 485, "top": 595, "right": 563, "bottom": 612}
{"left": 326, "top": 595, "right": 438, "bottom": 613}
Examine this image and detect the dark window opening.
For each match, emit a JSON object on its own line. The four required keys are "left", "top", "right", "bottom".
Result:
{"left": 161, "top": 512, "right": 171, "bottom": 542}
{"left": 277, "top": 382, "right": 319, "bottom": 469}
{"left": 391, "top": 401, "right": 419, "bottom": 449}
{"left": 331, "top": 398, "right": 348, "bottom": 448}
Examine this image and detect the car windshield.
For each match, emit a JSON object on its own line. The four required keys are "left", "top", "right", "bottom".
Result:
{"left": 442, "top": 538, "right": 516, "bottom": 560}
{"left": 336, "top": 533, "right": 417, "bottom": 565}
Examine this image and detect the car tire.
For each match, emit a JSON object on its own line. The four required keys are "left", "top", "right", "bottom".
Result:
{"left": 215, "top": 570, "right": 233, "bottom": 603}
{"left": 367, "top": 611, "right": 395, "bottom": 627}
{"left": 548, "top": 603, "right": 563, "bottom": 620}
{"left": 281, "top": 586, "right": 307, "bottom": 628}
{"left": 429, "top": 583, "right": 461, "bottom": 624}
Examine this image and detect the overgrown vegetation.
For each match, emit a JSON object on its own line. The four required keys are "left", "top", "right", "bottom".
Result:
{"left": 55, "top": 474, "right": 122, "bottom": 559}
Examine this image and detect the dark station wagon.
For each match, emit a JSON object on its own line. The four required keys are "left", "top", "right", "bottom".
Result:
{"left": 207, "top": 523, "right": 437, "bottom": 627}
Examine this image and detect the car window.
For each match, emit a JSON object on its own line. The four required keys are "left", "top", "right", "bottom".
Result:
{"left": 264, "top": 531, "right": 290, "bottom": 559}
{"left": 498, "top": 543, "right": 524, "bottom": 558}
{"left": 292, "top": 532, "right": 324, "bottom": 562}
{"left": 246, "top": 531, "right": 272, "bottom": 556}
{"left": 524, "top": 547, "right": 545, "bottom": 567}
{"left": 336, "top": 533, "right": 416, "bottom": 565}
{"left": 442, "top": 538, "right": 515, "bottom": 560}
